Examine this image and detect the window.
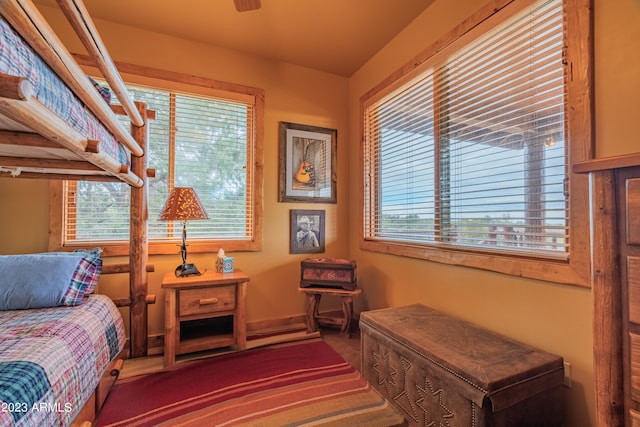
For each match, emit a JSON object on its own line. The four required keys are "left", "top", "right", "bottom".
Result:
{"left": 361, "top": 0, "right": 592, "bottom": 286}
{"left": 50, "top": 63, "right": 264, "bottom": 255}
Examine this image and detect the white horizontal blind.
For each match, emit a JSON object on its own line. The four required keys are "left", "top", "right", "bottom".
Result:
{"left": 64, "top": 84, "right": 254, "bottom": 243}
{"left": 64, "top": 180, "right": 130, "bottom": 241}
{"left": 363, "top": 73, "right": 437, "bottom": 243}
{"left": 165, "top": 92, "right": 253, "bottom": 241}
{"left": 364, "top": 0, "right": 567, "bottom": 258}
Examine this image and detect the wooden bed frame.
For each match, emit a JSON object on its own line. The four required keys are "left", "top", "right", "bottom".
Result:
{"left": 0, "top": 0, "right": 152, "bottom": 423}
{"left": 0, "top": 0, "right": 143, "bottom": 185}
{"left": 0, "top": 0, "right": 152, "bottom": 355}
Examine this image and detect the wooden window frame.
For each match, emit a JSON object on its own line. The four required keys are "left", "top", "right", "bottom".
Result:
{"left": 359, "top": 0, "right": 593, "bottom": 287}
{"left": 49, "top": 59, "right": 264, "bottom": 257}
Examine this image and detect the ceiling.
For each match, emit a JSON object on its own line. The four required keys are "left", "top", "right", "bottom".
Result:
{"left": 35, "top": 0, "right": 434, "bottom": 77}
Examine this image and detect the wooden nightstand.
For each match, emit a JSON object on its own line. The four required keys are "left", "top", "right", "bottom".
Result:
{"left": 161, "top": 269, "right": 249, "bottom": 367}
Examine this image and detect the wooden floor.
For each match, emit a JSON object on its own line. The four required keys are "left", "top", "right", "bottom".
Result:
{"left": 119, "top": 325, "right": 362, "bottom": 380}
{"left": 320, "top": 327, "right": 362, "bottom": 371}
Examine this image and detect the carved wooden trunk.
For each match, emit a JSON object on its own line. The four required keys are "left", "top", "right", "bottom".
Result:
{"left": 300, "top": 258, "right": 357, "bottom": 290}
{"left": 360, "top": 304, "right": 564, "bottom": 427}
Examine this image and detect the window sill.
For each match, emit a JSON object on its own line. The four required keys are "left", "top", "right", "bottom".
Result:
{"left": 52, "top": 240, "right": 262, "bottom": 257}
{"left": 360, "top": 239, "right": 590, "bottom": 287}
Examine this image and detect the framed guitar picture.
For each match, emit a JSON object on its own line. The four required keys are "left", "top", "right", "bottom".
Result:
{"left": 279, "top": 122, "right": 337, "bottom": 203}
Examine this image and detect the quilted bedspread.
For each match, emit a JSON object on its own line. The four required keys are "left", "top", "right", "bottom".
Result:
{"left": 0, "top": 294, "right": 126, "bottom": 427}
{"left": 0, "top": 16, "right": 129, "bottom": 166}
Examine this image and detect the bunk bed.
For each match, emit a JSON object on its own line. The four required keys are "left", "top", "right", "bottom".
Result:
{"left": 0, "top": 0, "right": 145, "bottom": 184}
{"left": 0, "top": 0, "right": 151, "bottom": 425}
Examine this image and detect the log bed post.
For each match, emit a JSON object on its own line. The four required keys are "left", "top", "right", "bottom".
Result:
{"left": 591, "top": 170, "right": 624, "bottom": 427}
{"left": 129, "top": 101, "right": 148, "bottom": 357}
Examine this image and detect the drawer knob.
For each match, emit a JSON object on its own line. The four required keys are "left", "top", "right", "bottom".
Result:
{"left": 199, "top": 297, "right": 219, "bottom": 305}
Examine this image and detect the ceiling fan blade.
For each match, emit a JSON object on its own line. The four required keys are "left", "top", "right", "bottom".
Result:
{"left": 234, "top": 0, "right": 261, "bottom": 12}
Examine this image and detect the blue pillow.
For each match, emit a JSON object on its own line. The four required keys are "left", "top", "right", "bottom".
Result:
{"left": 0, "top": 253, "right": 86, "bottom": 310}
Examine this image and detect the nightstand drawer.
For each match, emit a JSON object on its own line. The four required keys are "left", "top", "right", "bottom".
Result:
{"left": 179, "top": 286, "right": 236, "bottom": 316}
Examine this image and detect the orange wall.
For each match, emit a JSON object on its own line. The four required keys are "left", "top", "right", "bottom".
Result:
{"left": 0, "top": 180, "right": 49, "bottom": 253}
{"left": 0, "top": 1, "right": 639, "bottom": 426}
{"left": 594, "top": 0, "right": 640, "bottom": 157}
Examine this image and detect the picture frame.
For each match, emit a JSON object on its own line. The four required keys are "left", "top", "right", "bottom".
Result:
{"left": 290, "top": 209, "right": 325, "bottom": 254}
{"left": 279, "top": 122, "right": 337, "bottom": 203}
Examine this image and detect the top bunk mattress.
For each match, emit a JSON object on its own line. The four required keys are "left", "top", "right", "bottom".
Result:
{"left": 0, "top": 293, "right": 126, "bottom": 427}
{"left": 0, "top": 15, "right": 130, "bottom": 167}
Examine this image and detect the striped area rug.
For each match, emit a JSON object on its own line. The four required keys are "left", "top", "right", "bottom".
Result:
{"left": 95, "top": 338, "right": 404, "bottom": 426}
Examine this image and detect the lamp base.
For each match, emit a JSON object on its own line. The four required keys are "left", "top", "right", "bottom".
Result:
{"left": 175, "top": 263, "right": 202, "bottom": 277}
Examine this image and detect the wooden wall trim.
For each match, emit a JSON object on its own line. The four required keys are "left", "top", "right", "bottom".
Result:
{"left": 574, "top": 152, "right": 640, "bottom": 174}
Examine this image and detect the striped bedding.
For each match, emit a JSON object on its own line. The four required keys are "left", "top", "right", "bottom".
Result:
{"left": 0, "top": 294, "right": 126, "bottom": 427}
{"left": 0, "top": 15, "right": 129, "bottom": 166}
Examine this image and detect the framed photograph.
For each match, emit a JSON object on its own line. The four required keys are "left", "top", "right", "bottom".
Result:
{"left": 290, "top": 209, "right": 325, "bottom": 254}
{"left": 279, "top": 122, "right": 337, "bottom": 203}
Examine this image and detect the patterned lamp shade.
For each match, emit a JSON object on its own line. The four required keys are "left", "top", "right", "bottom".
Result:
{"left": 159, "top": 187, "right": 208, "bottom": 277}
{"left": 159, "top": 187, "right": 209, "bottom": 221}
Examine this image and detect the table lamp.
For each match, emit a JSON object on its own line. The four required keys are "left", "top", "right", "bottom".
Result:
{"left": 159, "top": 187, "right": 209, "bottom": 277}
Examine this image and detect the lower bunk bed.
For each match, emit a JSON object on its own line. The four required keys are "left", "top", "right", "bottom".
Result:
{"left": 0, "top": 253, "right": 126, "bottom": 427}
